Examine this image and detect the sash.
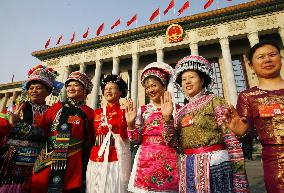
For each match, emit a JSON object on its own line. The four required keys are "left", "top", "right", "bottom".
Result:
{"left": 97, "top": 106, "right": 131, "bottom": 192}
{"left": 45, "top": 103, "right": 87, "bottom": 193}
{"left": 47, "top": 122, "right": 71, "bottom": 193}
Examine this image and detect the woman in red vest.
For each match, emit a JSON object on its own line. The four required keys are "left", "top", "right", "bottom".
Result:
{"left": 86, "top": 75, "right": 130, "bottom": 193}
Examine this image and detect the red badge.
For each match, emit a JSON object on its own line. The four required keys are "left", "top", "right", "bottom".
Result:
{"left": 166, "top": 24, "right": 184, "bottom": 43}
{"left": 181, "top": 115, "right": 193, "bottom": 127}
{"left": 258, "top": 104, "right": 283, "bottom": 117}
{"left": 68, "top": 115, "right": 82, "bottom": 125}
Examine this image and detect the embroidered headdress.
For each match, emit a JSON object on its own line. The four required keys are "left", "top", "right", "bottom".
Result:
{"left": 141, "top": 62, "right": 173, "bottom": 87}
{"left": 101, "top": 75, "right": 128, "bottom": 98}
{"left": 24, "top": 64, "right": 63, "bottom": 96}
{"left": 65, "top": 71, "right": 93, "bottom": 94}
{"left": 173, "top": 55, "right": 213, "bottom": 88}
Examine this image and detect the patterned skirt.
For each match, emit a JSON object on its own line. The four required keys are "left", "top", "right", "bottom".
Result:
{"left": 86, "top": 135, "right": 131, "bottom": 193}
{"left": 128, "top": 142, "right": 179, "bottom": 193}
{"left": 179, "top": 148, "right": 234, "bottom": 193}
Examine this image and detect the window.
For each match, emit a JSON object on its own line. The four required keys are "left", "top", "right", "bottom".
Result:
{"left": 173, "top": 83, "right": 185, "bottom": 106}
{"left": 231, "top": 55, "right": 248, "bottom": 95}
{"left": 208, "top": 58, "right": 224, "bottom": 97}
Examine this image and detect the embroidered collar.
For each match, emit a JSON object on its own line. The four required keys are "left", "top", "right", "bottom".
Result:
{"left": 185, "top": 89, "right": 206, "bottom": 102}
{"left": 29, "top": 101, "right": 49, "bottom": 115}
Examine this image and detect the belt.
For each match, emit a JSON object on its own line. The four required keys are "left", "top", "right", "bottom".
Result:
{"left": 184, "top": 144, "right": 225, "bottom": 155}
{"left": 95, "top": 134, "right": 115, "bottom": 146}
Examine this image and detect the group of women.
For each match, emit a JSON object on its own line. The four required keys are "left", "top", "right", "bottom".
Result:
{"left": 0, "top": 40, "right": 283, "bottom": 193}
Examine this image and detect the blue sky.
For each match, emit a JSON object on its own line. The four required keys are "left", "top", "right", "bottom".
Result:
{"left": 0, "top": 0, "right": 253, "bottom": 84}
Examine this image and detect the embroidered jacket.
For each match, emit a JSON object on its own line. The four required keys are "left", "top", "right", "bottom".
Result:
{"left": 0, "top": 101, "right": 48, "bottom": 185}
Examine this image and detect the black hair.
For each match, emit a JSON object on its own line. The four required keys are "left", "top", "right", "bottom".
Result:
{"left": 247, "top": 40, "right": 281, "bottom": 63}
{"left": 142, "top": 75, "right": 168, "bottom": 88}
{"left": 26, "top": 80, "right": 52, "bottom": 93}
{"left": 101, "top": 75, "right": 128, "bottom": 98}
{"left": 176, "top": 70, "right": 211, "bottom": 88}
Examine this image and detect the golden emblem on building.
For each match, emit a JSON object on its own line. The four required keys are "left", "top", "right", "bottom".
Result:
{"left": 166, "top": 24, "right": 184, "bottom": 43}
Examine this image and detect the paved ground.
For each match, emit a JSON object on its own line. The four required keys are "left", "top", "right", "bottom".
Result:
{"left": 245, "top": 157, "right": 266, "bottom": 193}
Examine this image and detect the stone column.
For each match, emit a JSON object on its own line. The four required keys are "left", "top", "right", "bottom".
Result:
{"left": 190, "top": 42, "right": 199, "bottom": 55}
{"left": 279, "top": 27, "right": 284, "bottom": 46}
{"left": 131, "top": 53, "right": 139, "bottom": 107}
{"left": 79, "top": 63, "right": 86, "bottom": 73}
{"left": 61, "top": 66, "right": 71, "bottom": 101}
{"left": 279, "top": 27, "right": 284, "bottom": 77}
{"left": 219, "top": 37, "right": 238, "bottom": 106}
{"left": 12, "top": 91, "right": 19, "bottom": 102}
{"left": 90, "top": 60, "right": 102, "bottom": 109}
{"left": 112, "top": 57, "right": 120, "bottom": 75}
{"left": 247, "top": 31, "right": 259, "bottom": 47}
{"left": 156, "top": 48, "right": 164, "bottom": 62}
{"left": 0, "top": 93, "right": 9, "bottom": 112}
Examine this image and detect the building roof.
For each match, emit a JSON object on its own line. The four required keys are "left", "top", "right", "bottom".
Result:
{"left": 0, "top": 81, "right": 23, "bottom": 91}
{"left": 32, "top": 0, "right": 283, "bottom": 60}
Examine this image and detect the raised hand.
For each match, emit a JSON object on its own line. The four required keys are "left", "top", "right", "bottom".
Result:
{"left": 161, "top": 91, "right": 174, "bottom": 122}
{"left": 223, "top": 105, "right": 248, "bottom": 136}
{"left": 125, "top": 99, "right": 137, "bottom": 130}
{"left": 8, "top": 102, "right": 26, "bottom": 127}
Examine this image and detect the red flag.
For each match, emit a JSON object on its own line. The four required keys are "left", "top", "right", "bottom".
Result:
{"left": 204, "top": 0, "right": 214, "bottom": 9}
{"left": 164, "top": 0, "right": 174, "bottom": 15}
{"left": 70, "top": 32, "right": 75, "bottom": 43}
{"left": 178, "top": 1, "right": 190, "bottom": 16}
{"left": 127, "top": 14, "right": 137, "bottom": 27}
{"left": 83, "top": 28, "right": 89, "bottom": 38}
{"left": 149, "top": 8, "right": 160, "bottom": 22}
{"left": 96, "top": 23, "right": 104, "bottom": 36}
{"left": 56, "top": 34, "right": 63, "bottom": 45}
{"left": 44, "top": 37, "right": 51, "bottom": 49}
{"left": 111, "top": 18, "right": 121, "bottom": 30}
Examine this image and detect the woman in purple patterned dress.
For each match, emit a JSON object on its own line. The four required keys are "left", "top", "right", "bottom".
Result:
{"left": 237, "top": 40, "right": 284, "bottom": 193}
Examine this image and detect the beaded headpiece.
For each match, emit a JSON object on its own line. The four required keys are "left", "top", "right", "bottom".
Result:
{"left": 173, "top": 55, "right": 214, "bottom": 88}
{"left": 65, "top": 71, "right": 93, "bottom": 94}
{"left": 141, "top": 62, "right": 173, "bottom": 87}
{"left": 26, "top": 64, "right": 58, "bottom": 90}
{"left": 100, "top": 75, "right": 128, "bottom": 98}
{"left": 24, "top": 64, "right": 63, "bottom": 97}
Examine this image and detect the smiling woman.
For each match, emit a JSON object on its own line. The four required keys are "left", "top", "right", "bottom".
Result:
{"left": 125, "top": 62, "right": 179, "bottom": 193}
{"left": 86, "top": 74, "right": 130, "bottom": 193}
{"left": 31, "top": 71, "right": 94, "bottom": 193}
{"left": 0, "top": 65, "right": 59, "bottom": 193}
{"left": 170, "top": 55, "right": 249, "bottom": 193}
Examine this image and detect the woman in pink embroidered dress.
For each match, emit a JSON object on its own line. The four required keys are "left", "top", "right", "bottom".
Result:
{"left": 236, "top": 40, "right": 284, "bottom": 193}
{"left": 126, "top": 62, "right": 179, "bottom": 193}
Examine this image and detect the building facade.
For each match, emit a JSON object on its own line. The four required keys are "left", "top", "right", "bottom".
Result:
{"left": 1, "top": 0, "right": 284, "bottom": 111}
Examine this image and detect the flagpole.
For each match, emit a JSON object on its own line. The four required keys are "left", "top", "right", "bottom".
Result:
{"left": 135, "top": 20, "right": 137, "bottom": 28}
{"left": 119, "top": 18, "right": 121, "bottom": 32}
{"left": 158, "top": 8, "right": 161, "bottom": 22}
